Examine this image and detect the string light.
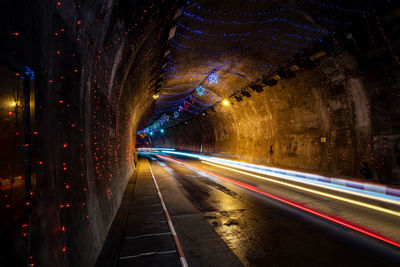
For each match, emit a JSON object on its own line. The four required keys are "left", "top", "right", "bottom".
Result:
{"left": 208, "top": 73, "right": 218, "bottom": 84}
{"left": 196, "top": 85, "right": 205, "bottom": 96}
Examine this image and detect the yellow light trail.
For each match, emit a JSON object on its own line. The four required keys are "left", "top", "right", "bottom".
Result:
{"left": 202, "top": 161, "right": 400, "bottom": 217}
{"left": 206, "top": 158, "right": 400, "bottom": 206}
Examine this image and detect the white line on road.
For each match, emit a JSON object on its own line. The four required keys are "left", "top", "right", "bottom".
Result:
{"left": 148, "top": 160, "right": 189, "bottom": 267}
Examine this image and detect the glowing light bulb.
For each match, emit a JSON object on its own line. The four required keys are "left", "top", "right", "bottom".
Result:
{"left": 222, "top": 99, "right": 230, "bottom": 106}
{"left": 153, "top": 94, "right": 159, "bottom": 100}
{"left": 11, "top": 101, "right": 17, "bottom": 107}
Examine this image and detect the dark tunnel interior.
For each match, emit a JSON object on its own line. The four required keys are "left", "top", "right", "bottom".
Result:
{"left": 0, "top": 0, "right": 400, "bottom": 266}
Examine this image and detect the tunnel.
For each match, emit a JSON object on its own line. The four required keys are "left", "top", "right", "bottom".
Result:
{"left": 1, "top": 0, "right": 400, "bottom": 266}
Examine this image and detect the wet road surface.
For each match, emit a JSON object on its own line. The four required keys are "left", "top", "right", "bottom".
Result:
{"left": 144, "top": 154, "right": 400, "bottom": 266}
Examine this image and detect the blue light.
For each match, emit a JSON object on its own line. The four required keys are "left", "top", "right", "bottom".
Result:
{"left": 174, "top": 111, "right": 179, "bottom": 119}
{"left": 196, "top": 85, "right": 205, "bottom": 96}
{"left": 149, "top": 132, "right": 154, "bottom": 136}
{"left": 160, "top": 129, "right": 165, "bottom": 133}
{"left": 24, "top": 66, "right": 35, "bottom": 80}
{"left": 208, "top": 73, "right": 218, "bottom": 84}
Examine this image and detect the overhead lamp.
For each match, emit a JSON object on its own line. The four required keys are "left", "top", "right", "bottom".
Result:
{"left": 241, "top": 91, "right": 251, "bottom": 98}
{"left": 168, "top": 25, "right": 177, "bottom": 40}
{"left": 250, "top": 85, "right": 263, "bottom": 93}
{"left": 278, "top": 69, "right": 295, "bottom": 79}
{"left": 173, "top": 6, "right": 184, "bottom": 20}
{"left": 272, "top": 74, "right": 281, "bottom": 80}
{"left": 153, "top": 94, "right": 159, "bottom": 100}
{"left": 222, "top": 99, "right": 230, "bottom": 106}
{"left": 310, "top": 50, "right": 327, "bottom": 61}
{"left": 234, "top": 95, "right": 243, "bottom": 102}
{"left": 289, "top": 65, "right": 300, "bottom": 72}
{"left": 262, "top": 76, "right": 278, "bottom": 87}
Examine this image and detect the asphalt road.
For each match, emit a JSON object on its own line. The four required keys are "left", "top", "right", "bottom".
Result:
{"left": 144, "top": 154, "right": 400, "bottom": 266}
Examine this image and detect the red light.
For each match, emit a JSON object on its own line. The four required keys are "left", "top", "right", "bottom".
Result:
{"left": 74, "top": 69, "right": 78, "bottom": 73}
{"left": 159, "top": 155, "right": 400, "bottom": 249}
{"left": 9, "top": 111, "right": 13, "bottom": 115}
{"left": 63, "top": 143, "right": 68, "bottom": 148}
{"left": 22, "top": 224, "right": 28, "bottom": 227}
{"left": 57, "top": 1, "right": 61, "bottom": 6}
{"left": 54, "top": 32, "right": 58, "bottom": 36}
{"left": 56, "top": 50, "right": 61, "bottom": 55}
{"left": 11, "top": 32, "right": 19, "bottom": 36}
{"left": 26, "top": 202, "right": 30, "bottom": 206}
{"left": 33, "top": 131, "right": 38, "bottom": 135}
{"left": 15, "top": 73, "right": 20, "bottom": 76}
{"left": 60, "top": 28, "right": 64, "bottom": 32}
{"left": 65, "top": 204, "right": 70, "bottom": 207}
{"left": 61, "top": 226, "right": 66, "bottom": 231}
{"left": 59, "top": 100, "right": 63, "bottom": 104}
{"left": 6, "top": 204, "right": 10, "bottom": 208}
{"left": 30, "top": 191, "right": 34, "bottom": 196}
{"left": 63, "top": 167, "right": 67, "bottom": 171}
{"left": 59, "top": 204, "right": 64, "bottom": 208}
{"left": 65, "top": 185, "right": 70, "bottom": 189}
{"left": 38, "top": 161, "right": 43, "bottom": 165}
{"left": 71, "top": 124, "right": 76, "bottom": 127}
{"left": 62, "top": 247, "right": 67, "bottom": 252}
{"left": 49, "top": 80, "right": 53, "bottom": 83}
{"left": 77, "top": 20, "right": 82, "bottom": 25}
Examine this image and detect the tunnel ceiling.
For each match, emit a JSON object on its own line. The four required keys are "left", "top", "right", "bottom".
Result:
{"left": 140, "top": 0, "right": 373, "bottom": 134}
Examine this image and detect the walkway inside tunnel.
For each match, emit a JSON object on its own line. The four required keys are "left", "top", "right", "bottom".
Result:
{"left": 1, "top": 0, "right": 400, "bottom": 266}
{"left": 97, "top": 153, "right": 400, "bottom": 266}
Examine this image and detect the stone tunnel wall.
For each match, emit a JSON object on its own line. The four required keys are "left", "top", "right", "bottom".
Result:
{"left": 0, "top": 1, "right": 177, "bottom": 266}
{"left": 156, "top": 48, "right": 400, "bottom": 185}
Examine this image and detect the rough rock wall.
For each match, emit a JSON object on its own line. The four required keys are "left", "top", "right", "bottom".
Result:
{"left": 0, "top": 1, "right": 175, "bottom": 266}
{"left": 156, "top": 48, "right": 400, "bottom": 184}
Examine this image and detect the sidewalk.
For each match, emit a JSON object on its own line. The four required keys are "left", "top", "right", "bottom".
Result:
{"left": 96, "top": 158, "right": 182, "bottom": 267}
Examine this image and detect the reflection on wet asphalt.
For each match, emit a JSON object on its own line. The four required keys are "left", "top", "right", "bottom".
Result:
{"left": 149, "top": 157, "right": 400, "bottom": 266}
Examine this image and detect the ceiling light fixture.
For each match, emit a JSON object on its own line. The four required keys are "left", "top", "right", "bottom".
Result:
{"left": 222, "top": 99, "right": 230, "bottom": 106}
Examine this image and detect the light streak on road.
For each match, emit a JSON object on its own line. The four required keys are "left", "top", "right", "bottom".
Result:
{"left": 202, "top": 161, "right": 400, "bottom": 217}
{"left": 158, "top": 150, "right": 400, "bottom": 206}
{"left": 155, "top": 155, "right": 400, "bottom": 248}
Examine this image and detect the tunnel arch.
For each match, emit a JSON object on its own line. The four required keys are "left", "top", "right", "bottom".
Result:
{"left": 0, "top": 0, "right": 399, "bottom": 266}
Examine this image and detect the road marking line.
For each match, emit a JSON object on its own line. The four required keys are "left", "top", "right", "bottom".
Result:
{"left": 125, "top": 232, "right": 171, "bottom": 239}
{"left": 119, "top": 250, "right": 177, "bottom": 260}
{"left": 148, "top": 160, "right": 189, "bottom": 267}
